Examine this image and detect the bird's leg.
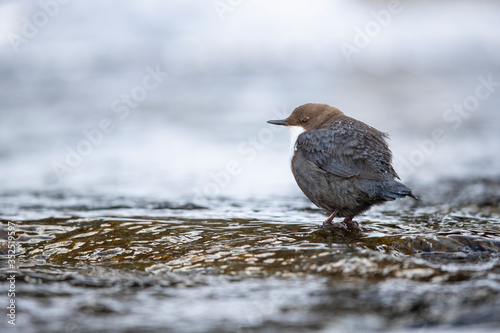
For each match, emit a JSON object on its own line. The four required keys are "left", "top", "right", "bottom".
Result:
{"left": 322, "top": 210, "right": 339, "bottom": 226}
{"left": 342, "top": 216, "right": 359, "bottom": 229}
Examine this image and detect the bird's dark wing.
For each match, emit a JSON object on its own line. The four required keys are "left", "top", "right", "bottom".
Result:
{"left": 295, "top": 118, "right": 399, "bottom": 181}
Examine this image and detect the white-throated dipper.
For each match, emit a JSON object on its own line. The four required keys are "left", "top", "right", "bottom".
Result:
{"left": 268, "top": 103, "right": 417, "bottom": 228}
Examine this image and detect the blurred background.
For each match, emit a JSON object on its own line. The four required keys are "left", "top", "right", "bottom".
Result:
{"left": 0, "top": 0, "right": 500, "bottom": 204}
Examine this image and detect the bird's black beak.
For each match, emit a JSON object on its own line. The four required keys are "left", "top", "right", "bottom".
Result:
{"left": 267, "top": 119, "right": 288, "bottom": 126}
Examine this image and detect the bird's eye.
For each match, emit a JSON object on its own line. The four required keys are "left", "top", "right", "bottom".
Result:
{"left": 301, "top": 117, "right": 309, "bottom": 123}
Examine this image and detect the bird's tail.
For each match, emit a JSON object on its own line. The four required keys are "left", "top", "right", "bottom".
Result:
{"left": 379, "top": 180, "right": 418, "bottom": 201}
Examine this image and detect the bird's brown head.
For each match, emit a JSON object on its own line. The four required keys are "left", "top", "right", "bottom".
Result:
{"left": 267, "top": 103, "right": 345, "bottom": 131}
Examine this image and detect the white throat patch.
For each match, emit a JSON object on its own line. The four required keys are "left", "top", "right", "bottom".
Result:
{"left": 288, "top": 126, "right": 305, "bottom": 161}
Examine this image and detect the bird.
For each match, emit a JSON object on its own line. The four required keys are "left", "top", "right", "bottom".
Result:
{"left": 267, "top": 103, "right": 417, "bottom": 228}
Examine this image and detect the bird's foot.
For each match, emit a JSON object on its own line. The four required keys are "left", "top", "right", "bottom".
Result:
{"left": 322, "top": 209, "right": 339, "bottom": 227}
{"left": 342, "top": 217, "right": 359, "bottom": 229}
{"left": 321, "top": 212, "right": 360, "bottom": 230}
{"left": 316, "top": 215, "right": 362, "bottom": 238}
{"left": 322, "top": 221, "right": 348, "bottom": 229}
